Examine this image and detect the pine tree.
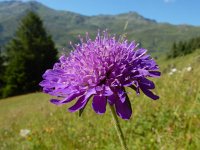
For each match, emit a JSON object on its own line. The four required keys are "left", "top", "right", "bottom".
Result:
{"left": 168, "top": 36, "right": 200, "bottom": 59}
{"left": 0, "top": 47, "right": 4, "bottom": 97}
{"left": 0, "top": 47, "right": 3, "bottom": 72}
{"left": 3, "top": 12, "right": 57, "bottom": 97}
{"left": 172, "top": 42, "right": 177, "bottom": 58}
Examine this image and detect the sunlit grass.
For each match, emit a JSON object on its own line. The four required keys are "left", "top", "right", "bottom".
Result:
{"left": 0, "top": 50, "right": 200, "bottom": 150}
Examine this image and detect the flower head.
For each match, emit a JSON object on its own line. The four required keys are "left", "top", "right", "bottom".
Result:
{"left": 20, "top": 129, "right": 31, "bottom": 137}
{"left": 40, "top": 31, "right": 160, "bottom": 120}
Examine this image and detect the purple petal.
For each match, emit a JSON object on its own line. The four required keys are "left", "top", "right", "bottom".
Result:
{"left": 43, "top": 87, "right": 52, "bottom": 93}
{"left": 138, "top": 69, "right": 149, "bottom": 77}
{"left": 134, "top": 48, "right": 147, "bottom": 59}
{"left": 50, "top": 92, "right": 84, "bottom": 105}
{"left": 115, "top": 94, "right": 132, "bottom": 120}
{"left": 104, "top": 86, "right": 113, "bottom": 96}
{"left": 122, "top": 80, "right": 133, "bottom": 87}
{"left": 85, "top": 88, "right": 97, "bottom": 99}
{"left": 39, "top": 80, "right": 50, "bottom": 87}
{"left": 92, "top": 95, "right": 107, "bottom": 114}
{"left": 95, "top": 86, "right": 103, "bottom": 92}
{"left": 50, "top": 99, "right": 62, "bottom": 105}
{"left": 140, "top": 86, "right": 159, "bottom": 100}
{"left": 148, "top": 71, "right": 161, "bottom": 77}
{"left": 140, "top": 54, "right": 150, "bottom": 59}
{"left": 139, "top": 78, "right": 155, "bottom": 89}
{"left": 127, "top": 41, "right": 136, "bottom": 50}
{"left": 107, "top": 94, "right": 116, "bottom": 105}
{"left": 117, "top": 88, "right": 126, "bottom": 103}
{"left": 68, "top": 95, "right": 88, "bottom": 112}
{"left": 68, "top": 88, "right": 96, "bottom": 112}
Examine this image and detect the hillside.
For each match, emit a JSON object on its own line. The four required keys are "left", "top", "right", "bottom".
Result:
{"left": 0, "top": 1, "right": 200, "bottom": 54}
{"left": 0, "top": 49, "right": 200, "bottom": 149}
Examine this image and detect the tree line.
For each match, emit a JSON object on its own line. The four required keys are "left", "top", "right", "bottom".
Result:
{"left": 0, "top": 12, "right": 57, "bottom": 98}
{"left": 168, "top": 36, "right": 200, "bottom": 58}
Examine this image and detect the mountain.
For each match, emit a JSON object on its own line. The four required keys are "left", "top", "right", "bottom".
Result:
{"left": 0, "top": 1, "right": 200, "bottom": 54}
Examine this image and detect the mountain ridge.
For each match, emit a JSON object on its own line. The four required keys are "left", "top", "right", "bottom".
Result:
{"left": 0, "top": 0, "right": 200, "bottom": 54}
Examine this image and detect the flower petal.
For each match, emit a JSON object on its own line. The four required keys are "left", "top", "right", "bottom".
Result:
{"left": 140, "top": 85, "right": 159, "bottom": 100}
{"left": 115, "top": 94, "right": 132, "bottom": 120}
{"left": 104, "top": 86, "right": 113, "bottom": 96}
{"left": 107, "top": 94, "right": 116, "bottom": 105}
{"left": 118, "top": 88, "right": 126, "bottom": 103}
{"left": 134, "top": 48, "right": 147, "bottom": 59}
{"left": 92, "top": 95, "right": 107, "bottom": 114}
{"left": 139, "top": 78, "right": 155, "bottom": 89}
{"left": 68, "top": 88, "right": 96, "bottom": 112}
{"left": 148, "top": 71, "right": 161, "bottom": 77}
{"left": 68, "top": 95, "right": 87, "bottom": 112}
{"left": 50, "top": 92, "right": 83, "bottom": 105}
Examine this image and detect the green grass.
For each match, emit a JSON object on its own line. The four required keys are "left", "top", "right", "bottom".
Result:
{"left": 0, "top": 50, "right": 200, "bottom": 150}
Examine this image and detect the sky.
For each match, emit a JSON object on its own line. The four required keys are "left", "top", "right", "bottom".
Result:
{"left": 1, "top": 0, "right": 200, "bottom": 26}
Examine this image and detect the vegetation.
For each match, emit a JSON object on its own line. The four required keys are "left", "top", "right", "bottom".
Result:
{"left": 2, "top": 12, "right": 57, "bottom": 98}
{"left": 0, "top": 47, "right": 4, "bottom": 96}
{"left": 0, "top": 49, "right": 200, "bottom": 149}
{"left": 0, "top": 1, "right": 199, "bottom": 149}
{"left": 168, "top": 36, "right": 200, "bottom": 58}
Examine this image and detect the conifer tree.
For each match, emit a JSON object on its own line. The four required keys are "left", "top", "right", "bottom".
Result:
{"left": 0, "top": 47, "right": 3, "bottom": 73}
{"left": 0, "top": 47, "right": 4, "bottom": 97}
{"left": 168, "top": 36, "right": 200, "bottom": 59}
{"left": 3, "top": 12, "right": 57, "bottom": 97}
{"left": 172, "top": 42, "right": 177, "bottom": 58}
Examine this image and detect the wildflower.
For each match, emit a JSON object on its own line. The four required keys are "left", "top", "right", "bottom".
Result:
{"left": 171, "top": 68, "right": 177, "bottom": 73}
{"left": 168, "top": 68, "right": 177, "bottom": 75}
{"left": 20, "top": 129, "right": 30, "bottom": 137}
{"left": 40, "top": 31, "right": 160, "bottom": 120}
{"left": 186, "top": 66, "right": 192, "bottom": 72}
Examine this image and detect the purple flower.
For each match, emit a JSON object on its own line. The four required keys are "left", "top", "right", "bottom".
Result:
{"left": 40, "top": 31, "right": 160, "bottom": 120}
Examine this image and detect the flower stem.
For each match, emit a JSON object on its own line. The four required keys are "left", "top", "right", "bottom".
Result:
{"left": 109, "top": 104, "right": 128, "bottom": 150}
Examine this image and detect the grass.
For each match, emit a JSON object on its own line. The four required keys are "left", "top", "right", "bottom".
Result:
{"left": 0, "top": 50, "right": 200, "bottom": 150}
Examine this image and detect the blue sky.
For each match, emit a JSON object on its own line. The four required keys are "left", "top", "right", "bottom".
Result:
{"left": 1, "top": 0, "right": 200, "bottom": 26}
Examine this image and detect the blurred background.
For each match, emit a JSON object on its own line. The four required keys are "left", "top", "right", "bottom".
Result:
{"left": 0, "top": 0, "right": 200, "bottom": 149}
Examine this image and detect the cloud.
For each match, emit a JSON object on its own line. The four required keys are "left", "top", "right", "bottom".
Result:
{"left": 164, "top": 0, "right": 175, "bottom": 3}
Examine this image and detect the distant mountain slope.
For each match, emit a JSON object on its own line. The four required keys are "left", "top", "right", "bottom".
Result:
{"left": 0, "top": 1, "right": 200, "bottom": 54}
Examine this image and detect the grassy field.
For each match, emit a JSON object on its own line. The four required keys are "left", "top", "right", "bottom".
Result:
{"left": 0, "top": 50, "right": 200, "bottom": 150}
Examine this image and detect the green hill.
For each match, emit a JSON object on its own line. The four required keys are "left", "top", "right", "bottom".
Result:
{"left": 0, "top": 1, "right": 200, "bottom": 54}
{"left": 1, "top": 49, "right": 200, "bottom": 149}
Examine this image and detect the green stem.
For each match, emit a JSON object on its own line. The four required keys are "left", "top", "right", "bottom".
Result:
{"left": 109, "top": 104, "right": 128, "bottom": 150}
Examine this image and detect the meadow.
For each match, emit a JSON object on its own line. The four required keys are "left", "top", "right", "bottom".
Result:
{"left": 0, "top": 50, "right": 200, "bottom": 150}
